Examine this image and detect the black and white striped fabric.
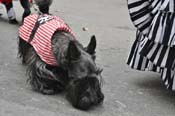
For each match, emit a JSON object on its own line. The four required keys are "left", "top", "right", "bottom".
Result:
{"left": 127, "top": 0, "right": 175, "bottom": 91}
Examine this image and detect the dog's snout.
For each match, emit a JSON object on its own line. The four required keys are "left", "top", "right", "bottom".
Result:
{"left": 78, "top": 96, "right": 91, "bottom": 110}
{"left": 90, "top": 95, "right": 98, "bottom": 105}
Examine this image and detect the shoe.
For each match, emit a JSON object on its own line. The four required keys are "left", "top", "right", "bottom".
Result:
{"left": 9, "top": 19, "right": 18, "bottom": 24}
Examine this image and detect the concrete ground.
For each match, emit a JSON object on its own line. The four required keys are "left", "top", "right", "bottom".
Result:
{"left": 0, "top": 0, "right": 175, "bottom": 116}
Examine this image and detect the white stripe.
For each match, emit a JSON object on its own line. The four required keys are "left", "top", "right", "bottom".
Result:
{"left": 151, "top": 1, "right": 161, "bottom": 14}
{"left": 159, "top": 13, "right": 167, "bottom": 43}
{"left": 128, "top": 0, "right": 142, "bottom": 4}
{"left": 160, "top": 0, "right": 170, "bottom": 10}
{"left": 154, "top": 45, "right": 163, "bottom": 65}
{"left": 151, "top": 0, "right": 159, "bottom": 7}
{"left": 154, "top": 15, "right": 163, "bottom": 43}
{"left": 129, "top": 39, "right": 140, "bottom": 68}
{"left": 148, "top": 12, "right": 160, "bottom": 40}
{"left": 129, "top": 2, "right": 149, "bottom": 13}
{"left": 169, "top": 15, "right": 175, "bottom": 46}
{"left": 141, "top": 56, "right": 147, "bottom": 70}
{"left": 147, "top": 61, "right": 153, "bottom": 71}
{"left": 169, "top": 0, "right": 174, "bottom": 12}
{"left": 172, "top": 75, "right": 175, "bottom": 90}
{"left": 161, "top": 47, "right": 170, "bottom": 67}
{"left": 133, "top": 49, "right": 141, "bottom": 68}
{"left": 137, "top": 16, "right": 152, "bottom": 28}
{"left": 147, "top": 43, "right": 158, "bottom": 59}
{"left": 162, "top": 68, "right": 167, "bottom": 80}
{"left": 165, "top": 79, "right": 168, "bottom": 86}
{"left": 134, "top": 13, "right": 150, "bottom": 26}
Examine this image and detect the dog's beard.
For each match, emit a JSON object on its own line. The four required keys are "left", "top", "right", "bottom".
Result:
{"left": 66, "top": 77, "right": 104, "bottom": 110}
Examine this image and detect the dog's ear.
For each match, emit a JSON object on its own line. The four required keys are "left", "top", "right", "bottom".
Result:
{"left": 86, "top": 35, "right": 96, "bottom": 55}
{"left": 66, "top": 41, "right": 81, "bottom": 61}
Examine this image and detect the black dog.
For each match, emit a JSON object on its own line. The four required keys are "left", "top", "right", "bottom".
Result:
{"left": 18, "top": 0, "right": 104, "bottom": 110}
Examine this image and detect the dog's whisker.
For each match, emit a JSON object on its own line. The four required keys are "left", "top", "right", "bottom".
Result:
{"left": 99, "top": 74, "right": 104, "bottom": 87}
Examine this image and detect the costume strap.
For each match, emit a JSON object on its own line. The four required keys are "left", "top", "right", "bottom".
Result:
{"left": 29, "top": 14, "right": 53, "bottom": 43}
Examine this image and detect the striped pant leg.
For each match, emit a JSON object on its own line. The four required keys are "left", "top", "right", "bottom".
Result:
{"left": 161, "top": 67, "right": 175, "bottom": 91}
{"left": 127, "top": 30, "right": 162, "bottom": 72}
{"left": 127, "top": 30, "right": 149, "bottom": 70}
{"left": 127, "top": 0, "right": 161, "bottom": 34}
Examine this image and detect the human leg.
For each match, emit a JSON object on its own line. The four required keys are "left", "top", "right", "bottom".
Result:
{"left": 19, "top": 0, "right": 31, "bottom": 21}
{"left": 4, "top": 1, "right": 18, "bottom": 24}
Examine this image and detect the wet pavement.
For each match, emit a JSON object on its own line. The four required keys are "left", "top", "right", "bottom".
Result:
{"left": 0, "top": 0, "right": 175, "bottom": 116}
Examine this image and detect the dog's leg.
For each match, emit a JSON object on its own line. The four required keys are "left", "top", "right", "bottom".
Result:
{"left": 18, "top": 38, "right": 31, "bottom": 64}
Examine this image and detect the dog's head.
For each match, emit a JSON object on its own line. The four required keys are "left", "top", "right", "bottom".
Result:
{"left": 64, "top": 35, "right": 104, "bottom": 110}
{"left": 65, "top": 35, "right": 102, "bottom": 80}
{"left": 66, "top": 76, "right": 104, "bottom": 110}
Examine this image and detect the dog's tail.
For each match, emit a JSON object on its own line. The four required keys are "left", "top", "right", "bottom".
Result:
{"left": 34, "top": 0, "right": 53, "bottom": 14}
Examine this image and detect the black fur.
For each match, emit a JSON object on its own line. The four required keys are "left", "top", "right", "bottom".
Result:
{"left": 66, "top": 76, "right": 104, "bottom": 110}
{"left": 18, "top": 0, "right": 104, "bottom": 110}
{"left": 18, "top": 31, "right": 104, "bottom": 110}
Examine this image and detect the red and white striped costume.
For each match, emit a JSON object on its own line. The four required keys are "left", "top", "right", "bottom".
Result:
{"left": 19, "top": 14, "right": 74, "bottom": 66}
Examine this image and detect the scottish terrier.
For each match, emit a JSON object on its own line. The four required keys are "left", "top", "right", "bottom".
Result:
{"left": 18, "top": 0, "right": 104, "bottom": 110}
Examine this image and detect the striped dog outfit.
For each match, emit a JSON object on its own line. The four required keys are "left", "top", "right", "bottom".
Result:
{"left": 127, "top": 0, "right": 175, "bottom": 91}
{"left": 19, "top": 14, "right": 74, "bottom": 66}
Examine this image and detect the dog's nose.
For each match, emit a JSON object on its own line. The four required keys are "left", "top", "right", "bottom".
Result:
{"left": 78, "top": 96, "right": 91, "bottom": 110}
{"left": 90, "top": 95, "right": 98, "bottom": 105}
